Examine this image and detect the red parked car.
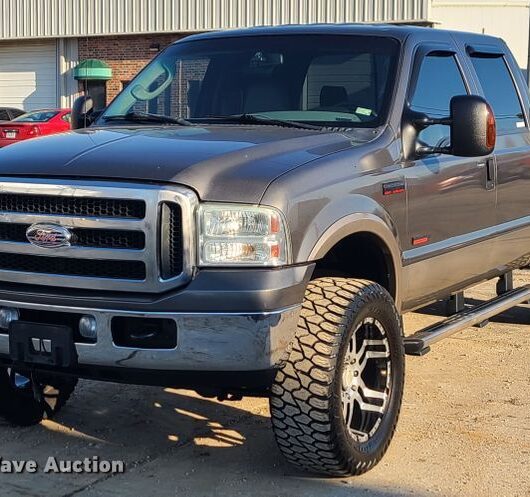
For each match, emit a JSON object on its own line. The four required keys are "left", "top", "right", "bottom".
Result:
{"left": 0, "top": 109, "right": 71, "bottom": 147}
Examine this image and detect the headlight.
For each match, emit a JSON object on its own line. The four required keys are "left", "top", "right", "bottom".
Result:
{"left": 198, "top": 204, "right": 290, "bottom": 266}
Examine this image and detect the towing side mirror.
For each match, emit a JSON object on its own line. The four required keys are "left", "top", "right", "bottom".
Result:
{"left": 450, "top": 95, "right": 496, "bottom": 157}
{"left": 71, "top": 96, "right": 95, "bottom": 130}
{"left": 405, "top": 95, "right": 496, "bottom": 160}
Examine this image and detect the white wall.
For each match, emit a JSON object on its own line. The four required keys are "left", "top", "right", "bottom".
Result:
{"left": 57, "top": 38, "right": 80, "bottom": 108}
{"left": 0, "top": 41, "right": 58, "bottom": 110}
{"left": 430, "top": 1, "right": 530, "bottom": 70}
{"left": 0, "top": 37, "right": 79, "bottom": 111}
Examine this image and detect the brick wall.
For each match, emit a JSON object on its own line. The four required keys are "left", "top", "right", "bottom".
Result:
{"left": 78, "top": 34, "right": 191, "bottom": 103}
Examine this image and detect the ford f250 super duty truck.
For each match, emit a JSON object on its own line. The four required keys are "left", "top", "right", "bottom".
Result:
{"left": 0, "top": 24, "right": 528, "bottom": 476}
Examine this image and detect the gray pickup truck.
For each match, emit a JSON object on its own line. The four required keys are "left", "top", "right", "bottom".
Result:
{"left": 0, "top": 24, "right": 528, "bottom": 476}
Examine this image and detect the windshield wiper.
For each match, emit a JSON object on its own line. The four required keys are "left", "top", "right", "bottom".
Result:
{"left": 213, "top": 114, "right": 322, "bottom": 130}
{"left": 103, "top": 111, "right": 194, "bottom": 126}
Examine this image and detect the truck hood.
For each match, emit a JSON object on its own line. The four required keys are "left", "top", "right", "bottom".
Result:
{"left": 0, "top": 125, "right": 368, "bottom": 202}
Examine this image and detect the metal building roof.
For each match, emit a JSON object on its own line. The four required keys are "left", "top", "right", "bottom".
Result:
{"left": 0, "top": 0, "right": 430, "bottom": 39}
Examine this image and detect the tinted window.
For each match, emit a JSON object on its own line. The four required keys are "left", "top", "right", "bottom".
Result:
{"left": 410, "top": 54, "right": 467, "bottom": 147}
{"left": 304, "top": 52, "right": 394, "bottom": 121}
{"left": 0, "top": 110, "right": 9, "bottom": 120}
{"left": 13, "top": 111, "right": 58, "bottom": 123}
{"left": 103, "top": 35, "right": 399, "bottom": 128}
{"left": 470, "top": 55, "right": 526, "bottom": 132}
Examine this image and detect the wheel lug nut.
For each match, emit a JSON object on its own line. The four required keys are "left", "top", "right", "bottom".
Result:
{"left": 354, "top": 371, "right": 359, "bottom": 377}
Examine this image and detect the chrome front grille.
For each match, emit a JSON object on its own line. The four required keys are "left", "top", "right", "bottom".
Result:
{"left": 0, "top": 179, "right": 197, "bottom": 292}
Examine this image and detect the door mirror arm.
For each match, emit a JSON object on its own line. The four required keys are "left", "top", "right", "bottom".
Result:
{"left": 412, "top": 114, "right": 452, "bottom": 130}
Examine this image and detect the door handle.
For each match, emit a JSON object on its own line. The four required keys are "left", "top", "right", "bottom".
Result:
{"left": 484, "top": 157, "right": 495, "bottom": 190}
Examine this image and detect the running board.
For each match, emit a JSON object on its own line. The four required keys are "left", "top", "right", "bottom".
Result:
{"left": 404, "top": 285, "right": 530, "bottom": 356}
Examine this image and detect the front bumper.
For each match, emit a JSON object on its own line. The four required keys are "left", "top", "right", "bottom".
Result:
{"left": 0, "top": 265, "right": 313, "bottom": 375}
{"left": 0, "top": 301, "right": 300, "bottom": 371}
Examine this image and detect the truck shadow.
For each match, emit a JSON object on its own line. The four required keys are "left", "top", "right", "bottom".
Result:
{"left": 0, "top": 382, "right": 435, "bottom": 497}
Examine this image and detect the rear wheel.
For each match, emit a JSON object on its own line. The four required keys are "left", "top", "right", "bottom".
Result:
{"left": 270, "top": 278, "right": 404, "bottom": 476}
{"left": 0, "top": 368, "right": 77, "bottom": 426}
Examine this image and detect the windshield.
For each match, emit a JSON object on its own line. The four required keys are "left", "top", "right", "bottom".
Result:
{"left": 101, "top": 35, "right": 400, "bottom": 128}
{"left": 13, "top": 110, "right": 58, "bottom": 122}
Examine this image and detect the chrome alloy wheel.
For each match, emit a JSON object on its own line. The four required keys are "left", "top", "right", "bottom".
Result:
{"left": 341, "top": 317, "right": 391, "bottom": 443}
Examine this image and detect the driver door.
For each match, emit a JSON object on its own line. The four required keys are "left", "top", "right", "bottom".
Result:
{"left": 402, "top": 45, "right": 497, "bottom": 306}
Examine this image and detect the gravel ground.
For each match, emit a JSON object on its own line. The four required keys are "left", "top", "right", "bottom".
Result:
{"left": 1, "top": 273, "right": 529, "bottom": 497}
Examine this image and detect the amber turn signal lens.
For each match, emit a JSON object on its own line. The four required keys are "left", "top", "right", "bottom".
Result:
{"left": 486, "top": 105, "right": 496, "bottom": 150}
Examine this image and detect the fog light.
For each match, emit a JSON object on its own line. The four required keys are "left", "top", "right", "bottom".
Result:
{"left": 0, "top": 307, "right": 19, "bottom": 331}
{"left": 79, "top": 315, "right": 97, "bottom": 340}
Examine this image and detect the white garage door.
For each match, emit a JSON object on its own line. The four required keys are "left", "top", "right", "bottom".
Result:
{"left": 0, "top": 41, "right": 57, "bottom": 111}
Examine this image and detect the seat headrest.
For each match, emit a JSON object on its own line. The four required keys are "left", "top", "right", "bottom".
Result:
{"left": 320, "top": 86, "right": 348, "bottom": 107}
{"left": 243, "top": 81, "right": 289, "bottom": 113}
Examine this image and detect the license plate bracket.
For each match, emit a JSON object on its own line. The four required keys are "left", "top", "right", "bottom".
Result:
{"left": 9, "top": 321, "right": 78, "bottom": 368}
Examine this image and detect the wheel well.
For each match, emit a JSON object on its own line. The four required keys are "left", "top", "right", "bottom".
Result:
{"left": 312, "top": 232, "right": 396, "bottom": 299}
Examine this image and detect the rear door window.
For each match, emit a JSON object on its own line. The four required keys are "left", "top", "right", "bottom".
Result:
{"left": 470, "top": 55, "right": 526, "bottom": 132}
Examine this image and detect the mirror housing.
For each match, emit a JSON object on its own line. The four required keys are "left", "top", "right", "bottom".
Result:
{"left": 409, "top": 95, "right": 496, "bottom": 159}
{"left": 450, "top": 95, "right": 496, "bottom": 157}
{"left": 71, "top": 96, "right": 95, "bottom": 129}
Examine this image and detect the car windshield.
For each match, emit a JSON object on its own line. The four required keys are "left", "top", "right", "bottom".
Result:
{"left": 101, "top": 35, "right": 400, "bottom": 128}
{"left": 13, "top": 111, "right": 58, "bottom": 122}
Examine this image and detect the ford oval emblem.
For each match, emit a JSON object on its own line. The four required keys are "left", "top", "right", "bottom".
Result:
{"left": 26, "top": 224, "right": 73, "bottom": 249}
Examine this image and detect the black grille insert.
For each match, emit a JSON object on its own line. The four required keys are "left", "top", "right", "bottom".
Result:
{"left": 0, "top": 193, "right": 145, "bottom": 219}
{"left": 0, "top": 223, "right": 27, "bottom": 243}
{"left": 160, "top": 203, "right": 183, "bottom": 279}
{"left": 0, "top": 223, "right": 145, "bottom": 250}
{"left": 74, "top": 229, "right": 145, "bottom": 250}
{"left": 0, "top": 253, "right": 146, "bottom": 280}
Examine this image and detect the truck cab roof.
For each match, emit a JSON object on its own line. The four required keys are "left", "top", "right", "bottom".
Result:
{"left": 179, "top": 23, "right": 504, "bottom": 47}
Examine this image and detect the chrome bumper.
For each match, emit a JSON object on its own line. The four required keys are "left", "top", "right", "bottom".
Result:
{"left": 0, "top": 299, "right": 300, "bottom": 371}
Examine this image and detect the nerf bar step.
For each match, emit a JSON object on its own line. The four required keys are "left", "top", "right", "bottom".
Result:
{"left": 404, "top": 285, "right": 530, "bottom": 356}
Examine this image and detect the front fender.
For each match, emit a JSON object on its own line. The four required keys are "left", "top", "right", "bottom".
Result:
{"left": 295, "top": 196, "right": 403, "bottom": 310}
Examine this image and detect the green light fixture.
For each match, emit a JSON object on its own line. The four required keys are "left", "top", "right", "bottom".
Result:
{"left": 73, "top": 59, "right": 112, "bottom": 81}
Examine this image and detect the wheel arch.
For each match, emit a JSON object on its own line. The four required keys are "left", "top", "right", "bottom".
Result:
{"left": 306, "top": 214, "right": 403, "bottom": 310}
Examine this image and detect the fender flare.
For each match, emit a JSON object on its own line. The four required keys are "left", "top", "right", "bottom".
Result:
{"left": 306, "top": 213, "right": 403, "bottom": 310}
